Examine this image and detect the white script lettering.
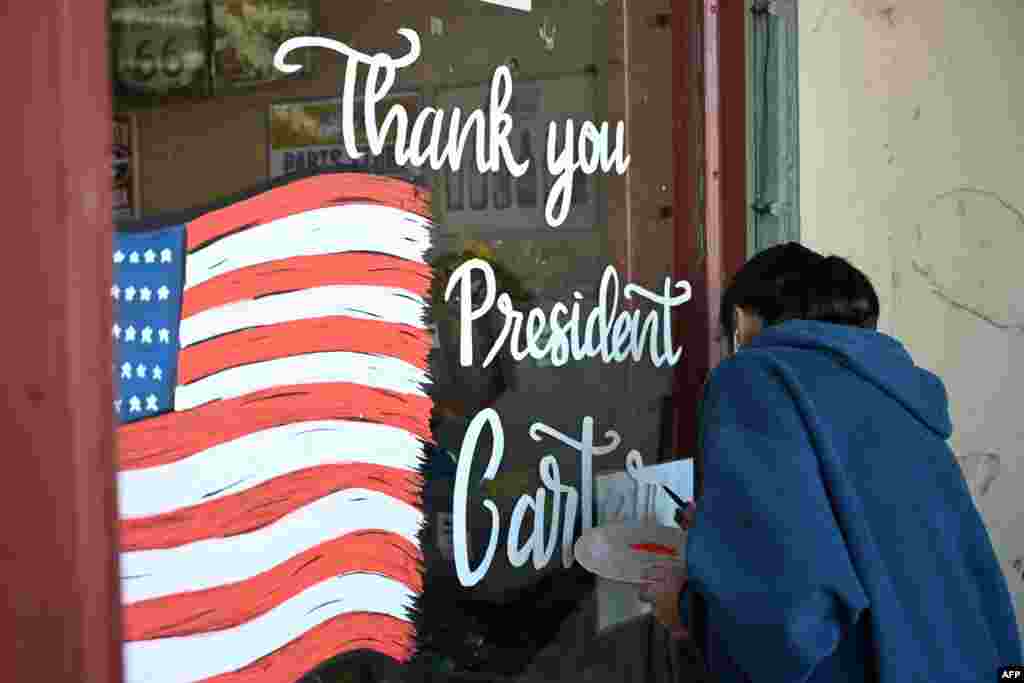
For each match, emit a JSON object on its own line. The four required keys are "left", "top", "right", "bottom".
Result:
{"left": 546, "top": 119, "right": 629, "bottom": 226}
{"left": 273, "top": 30, "right": 630, "bottom": 227}
{"left": 452, "top": 411, "right": 628, "bottom": 587}
{"left": 445, "top": 259, "right": 692, "bottom": 369}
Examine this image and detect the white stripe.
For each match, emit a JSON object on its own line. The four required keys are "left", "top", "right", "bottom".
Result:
{"left": 120, "top": 488, "right": 422, "bottom": 603}
{"left": 480, "top": 0, "right": 532, "bottom": 10}
{"left": 123, "top": 573, "right": 414, "bottom": 683}
{"left": 118, "top": 420, "right": 423, "bottom": 519}
{"left": 185, "top": 203, "right": 432, "bottom": 291}
{"left": 173, "top": 351, "right": 428, "bottom": 411}
{"left": 179, "top": 285, "right": 428, "bottom": 348}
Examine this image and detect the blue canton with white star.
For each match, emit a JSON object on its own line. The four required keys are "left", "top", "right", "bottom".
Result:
{"left": 112, "top": 225, "right": 186, "bottom": 424}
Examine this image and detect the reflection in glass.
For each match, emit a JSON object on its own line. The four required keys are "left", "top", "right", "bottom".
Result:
{"left": 517, "top": 129, "right": 538, "bottom": 208}
{"left": 107, "top": 0, "right": 684, "bottom": 678}
{"left": 543, "top": 156, "right": 556, "bottom": 208}
{"left": 493, "top": 165, "right": 512, "bottom": 210}
{"left": 468, "top": 167, "right": 489, "bottom": 211}
{"left": 574, "top": 169, "right": 589, "bottom": 206}
{"left": 447, "top": 167, "right": 465, "bottom": 211}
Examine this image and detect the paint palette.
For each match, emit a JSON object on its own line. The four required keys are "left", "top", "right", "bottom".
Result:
{"left": 574, "top": 521, "right": 686, "bottom": 584}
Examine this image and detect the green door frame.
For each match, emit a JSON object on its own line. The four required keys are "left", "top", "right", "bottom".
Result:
{"left": 748, "top": 0, "right": 801, "bottom": 255}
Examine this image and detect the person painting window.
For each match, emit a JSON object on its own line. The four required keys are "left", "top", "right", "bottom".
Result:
{"left": 641, "top": 243, "right": 1022, "bottom": 681}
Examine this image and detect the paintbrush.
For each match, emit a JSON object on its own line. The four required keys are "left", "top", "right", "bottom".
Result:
{"left": 660, "top": 485, "right": 689, "bottom": 511}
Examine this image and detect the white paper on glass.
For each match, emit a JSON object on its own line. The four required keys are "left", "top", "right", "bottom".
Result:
{"left": 593, "top": 459, "right": 694, "bottom": 633}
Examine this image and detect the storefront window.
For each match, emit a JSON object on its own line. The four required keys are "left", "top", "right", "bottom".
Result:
{"left": 112, "top": 2, "right": 692, "bottom": 681}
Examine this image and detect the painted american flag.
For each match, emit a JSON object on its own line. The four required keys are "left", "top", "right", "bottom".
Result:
{"left": 112, "top": 174, "right": 433, "bottom": 683}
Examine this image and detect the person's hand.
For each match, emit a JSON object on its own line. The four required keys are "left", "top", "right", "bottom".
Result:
{"left": 638, "top": 562, "right": 690, "bottom": 640}
{"left": 674, "top": 500, "right": 696, "bottom": 530}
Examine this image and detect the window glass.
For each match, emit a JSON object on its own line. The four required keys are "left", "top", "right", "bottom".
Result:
{"left": 111, "top": 2, "right": 692, "bottom": 681}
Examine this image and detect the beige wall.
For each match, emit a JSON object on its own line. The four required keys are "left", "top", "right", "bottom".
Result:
{"left": 800, "top": 0, "right": 1024, "bottom": 628}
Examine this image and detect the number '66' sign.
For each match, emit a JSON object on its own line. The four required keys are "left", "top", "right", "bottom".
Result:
{"left": 117, "top": 29, "right": 206, "bottom": 92}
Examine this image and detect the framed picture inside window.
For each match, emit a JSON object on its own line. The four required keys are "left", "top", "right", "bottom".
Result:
{"left": 110, "top": 0, "right": 211, "bottom": 99}
{"left": 436, "top": 73, "right": 600, "bottom": 235}
{"left": 267, "top": 91, "right": 424, "bottom": 181}
{"left": 268, "top": 97, "right": 342, "bottom": 179}
{"left": 109, "top": 0, "right": 318, "bottom": 106}
{"left": 211, "top": 0, "right": 317, "bottom": 91}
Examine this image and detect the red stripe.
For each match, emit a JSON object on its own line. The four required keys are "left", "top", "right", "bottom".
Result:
{"left": 120, "top": 463, "right": 423, "bottom": 551}
{"left": 177, "top": 317, "right": 431, "bottom": 386}
{"left": 123, "top": 530, "right": 422, "bottom": 641}
{"left": 187, "top": 174, "right": 432, "bottom": 252}
{"left": 117, "top": 383, "right": 431, "bottom": 471}
{"left": 198, "top": 612, "right": 415, "bottom": 682}
{"left": 180, "top": 252, "right": 431, "bottom": 320}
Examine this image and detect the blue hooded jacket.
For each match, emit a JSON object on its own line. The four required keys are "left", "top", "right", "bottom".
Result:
{"left": 680, "top": 320, "right": 1021, "bottom": 682}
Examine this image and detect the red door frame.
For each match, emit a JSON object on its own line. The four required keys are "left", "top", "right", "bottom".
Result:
{"left": 0, "top": 2, "right": 123, "bottom": 682}
{"left": 673, "top": 0, "right": 748, "bottom": 462}
{"left": 672, "top": 0, "right": 748, "bottom": 660}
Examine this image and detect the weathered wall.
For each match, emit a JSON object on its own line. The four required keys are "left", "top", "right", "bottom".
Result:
{"left": 800, "top": 0, "right": 1024, "bottom": 628}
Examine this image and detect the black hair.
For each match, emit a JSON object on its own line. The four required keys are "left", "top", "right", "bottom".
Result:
{"left": 801, "top": 254, "right": 880, "bottom": 329}
{"left": 720, "top": 242, "right": 880, "bottom": 341}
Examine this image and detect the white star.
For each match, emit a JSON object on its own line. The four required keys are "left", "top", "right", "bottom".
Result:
{"left": 160, "top": 248, "right": 173, "bottom": 263}
{"left": 140, "top": 326, "right": 154, "bottom": 344}
{"left": 124, "top": 286, "right": 136, "bottom": 302}
{"left": 145, "top": 394, "right": 159, "bottom": 412}
{"left": 112, "top": 324, "right": 121, "bottom": 340}
{"left": 158, "top": 328, "right": 171, "bottom": 344}
{"left": 135, "top": 364, "right": 147, "bottom": 379}
{"left": 144, "top": 249, "right": 157, "bottom": 264}
{"left": 157, "top": 285, "right": 170, "bottom": 301}
{"left": 114, "top": 399, "right": 122, "bottom": 414}
{"left": 129, "top": 396, "right": 142, "bottom": 413}
{"left": 124, "top": 326, "right": 136, "bottom": 342}
{"left": 113, "top": 250, "right": 125, "bottom": 264}
{"left": 152, "top": 366, "right": 163, "bottom": 381}
{"left": 129, "top": 251, "right": 140, "bottom": 264}
{"left": 120, "top": 362, "right": 132, "bottom": 379}
{"left": 111, "top": 285, "right": 120, "bottom": 300}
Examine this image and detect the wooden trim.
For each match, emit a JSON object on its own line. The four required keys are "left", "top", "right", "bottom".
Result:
{"left": 672, "top": 0, "right": 747, "bottom": 460}
{"left": 720, "top": 1, "right": 751, "bottom": 285}
{"left": 670, "top": 0, "right": 706, "bottom": 462}
{"left": 705, "top": 0, "right": 751, "bottom": 377}
{"left": 0, "top": 2, "right": 122, "bottom": 682}
{"left": 673, "top": 1, "right": 748, "bottom": 672}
